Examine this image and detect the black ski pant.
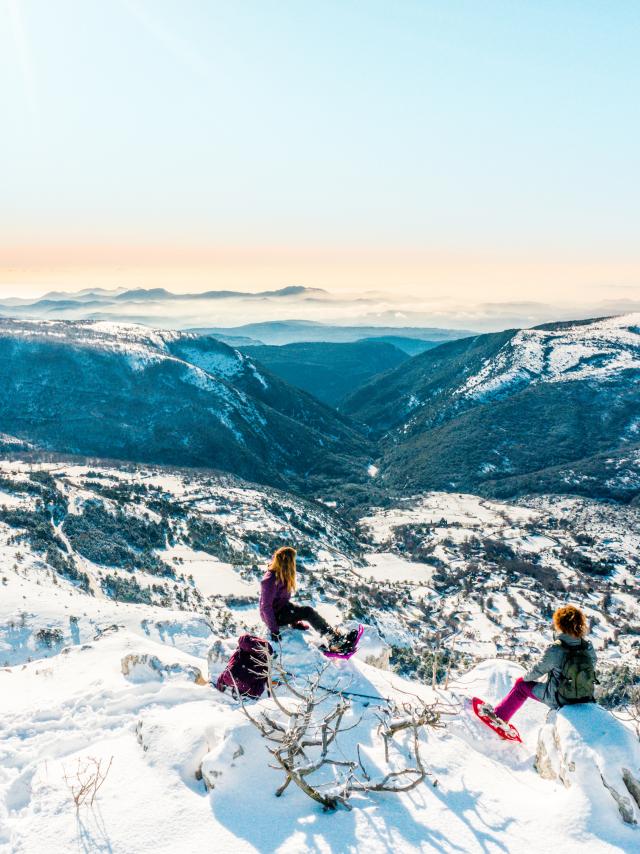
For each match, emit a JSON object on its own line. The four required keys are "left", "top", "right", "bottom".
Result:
{"left": 275, "top": 601, "right": 333, "bottom": 636}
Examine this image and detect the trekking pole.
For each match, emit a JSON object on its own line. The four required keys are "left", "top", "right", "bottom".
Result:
{"left": 317, "top": 685, "right": 391, "bottom": 706}
{"left": 279, "top": 669, "right": 389, "bottom": 705}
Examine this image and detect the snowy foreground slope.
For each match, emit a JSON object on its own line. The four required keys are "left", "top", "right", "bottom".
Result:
{"left": 1, "top": 565, "right": 638, "bottom": 854}
{"left": 1, "top": 459, "right": 639, "bottom": 852}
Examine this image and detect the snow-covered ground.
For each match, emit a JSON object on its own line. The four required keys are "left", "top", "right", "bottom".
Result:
{"left": 355, "top": 552, "right": 435, "bottom": 584}
{"left": 360, "top": 492, "right": 537, "bottom": 544}
{"left": 0, "top": 461, "right": 637, "bottom": 672}
{"left": 1, "top": 564, "right": 637, "bottom": 853}
{"left": 164, "top": 544, "right": 260, "bottom": 598}
{"left": 1, "top": 459, "right": 639, "bottom": 852}
{"left": 360, "top": 490, "right": 640, "bottom": 663}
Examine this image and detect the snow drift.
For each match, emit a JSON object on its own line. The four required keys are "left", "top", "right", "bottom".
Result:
{"left": 536, "top": 704, "right": 640, "bottom": 825}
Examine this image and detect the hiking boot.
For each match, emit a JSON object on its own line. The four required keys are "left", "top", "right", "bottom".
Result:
{"left": 479, "top": 702, "right": 499, "bottom": 721}
{"left": 479, "top": 702, "right": 511, "bottom": 733}
{"left": 320, "top": 629, "right": 343, "bottom": 652}
{"left": 327, "top": 628, "right": 359, "bottom": 654}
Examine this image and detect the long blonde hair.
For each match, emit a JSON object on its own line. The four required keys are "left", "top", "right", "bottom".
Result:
{"left": 271, "top": 546, "right": 297, "bottom": 593}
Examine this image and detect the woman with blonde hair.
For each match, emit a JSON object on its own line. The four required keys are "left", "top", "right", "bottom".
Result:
{"left": 260, "top": 546, "right": 349, "bottom": 649}
{"left": 481, "top": 604, "right": 597, "bottom": 731}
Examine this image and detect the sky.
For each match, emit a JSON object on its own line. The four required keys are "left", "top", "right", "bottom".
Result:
{"left": 1, "top": 0, "right": 639, "bottom": 324}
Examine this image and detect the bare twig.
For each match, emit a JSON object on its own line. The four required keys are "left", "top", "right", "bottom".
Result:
{"left": 63, "top": 756, "right": 113, "bottom": 812}
{"left": 623, "top": 687, "right": 640, "bottom": 740}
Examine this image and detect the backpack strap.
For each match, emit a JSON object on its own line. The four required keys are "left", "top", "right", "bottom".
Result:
{"left": 558, "top": 638, "right": 586, "bottom": 651}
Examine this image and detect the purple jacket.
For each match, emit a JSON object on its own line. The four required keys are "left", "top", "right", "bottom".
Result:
{"left": 259, "top": 570, "right": 291, "bottom": 634}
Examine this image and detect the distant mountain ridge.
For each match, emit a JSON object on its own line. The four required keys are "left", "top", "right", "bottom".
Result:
{"left": 191, "top": 320, "right": 473, "bottom": 346}
{"left": 0, "top": 285, "right": 327, "bottom": 309}
{"left": 0, "top": 288, "right": 476, "bottom": 347}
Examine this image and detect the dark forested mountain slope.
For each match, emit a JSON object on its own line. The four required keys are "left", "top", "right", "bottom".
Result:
{"left": 240, "top": 340, "right": 409, "bottom": 406}
{"left": 2, "top": 314, "right": 638, "bottom": 503}
{"left": 0, "top": 320, "right": 371, "bottom": 492}
{"left": 342, "top": 330, "right": 514, "bottom": 435}
{"left": 344, "top": 315, "right": 640, "bottom": 500}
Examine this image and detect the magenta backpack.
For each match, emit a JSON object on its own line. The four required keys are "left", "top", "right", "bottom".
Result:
{"left": 215, "top": 634, "right": 274, "bottom": 699}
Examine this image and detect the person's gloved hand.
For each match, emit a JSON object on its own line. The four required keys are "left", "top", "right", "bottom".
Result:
{"left": 515, "top": 676, "right": 523, "bottom": 684}
{"left": 270, "top": 631, "right": 281, "bottom": 642}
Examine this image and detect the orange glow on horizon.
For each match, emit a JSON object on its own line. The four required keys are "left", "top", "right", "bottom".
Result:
{"left": 1, "top": 243, "right": 639, "bottom": 304}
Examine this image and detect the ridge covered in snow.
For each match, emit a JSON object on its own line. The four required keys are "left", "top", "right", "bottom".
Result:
{"left": 343, "top": 313, "right": 640, "bottom": 499}
{"left": 0, "top": 318, "right": 245, "bottom": 377}
{"left": 460, "top": 314, "right": 640, "bottom": 400}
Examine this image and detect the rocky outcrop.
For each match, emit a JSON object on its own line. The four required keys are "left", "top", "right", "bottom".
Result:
{"left": 121, "top": 653, "right": 207, "bottom": 685}
{"left": 199, "top": 736, "right": 247, "bottom": 791}
{"left": 358, "top": 625, "right": 391, "bottom": 671}
{"left": 536, "top": 703, "right": 640, "bottom": 825}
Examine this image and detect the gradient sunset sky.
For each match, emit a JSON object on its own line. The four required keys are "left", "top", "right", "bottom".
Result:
{"left": 1, "top": 1, "right": 639, "bottom": 312}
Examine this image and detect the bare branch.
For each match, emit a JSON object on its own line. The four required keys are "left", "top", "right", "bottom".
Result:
{"left": 63, "top": 756, "right": 113, "bottom": 812}
{"left": 241, "top": 656, "right": 445, "bottom": 811}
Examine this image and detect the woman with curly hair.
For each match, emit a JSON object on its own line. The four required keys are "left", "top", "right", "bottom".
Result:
{"left": 486, "top": 604, "right": 597, "bottom": 725}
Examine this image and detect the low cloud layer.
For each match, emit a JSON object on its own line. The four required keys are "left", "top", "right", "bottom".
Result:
{"left": 1, "top": 285, "right": 640, "bottom": 335}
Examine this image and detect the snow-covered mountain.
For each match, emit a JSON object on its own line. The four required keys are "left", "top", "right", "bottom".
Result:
{"left": 3, "top": 313, "right": 639, "bottom": 505}
{"left": 344, "top": 314, "right": 640, "bottom": 501}
{"left": 0, "top": 319, "right": 371, "bottom": 492}
{"left": 459, "top": 315, "right": 640, "bottom": 397}
{"left": 1, "top": 459, "right": 639, "bottom": 852}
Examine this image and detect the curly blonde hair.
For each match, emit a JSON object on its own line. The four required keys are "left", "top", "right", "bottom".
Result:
{"left": 553, "top": 604, "right": 588, "bottom": 638}
{"left": 270, "top": 546, "right": 297, "bottom": 593}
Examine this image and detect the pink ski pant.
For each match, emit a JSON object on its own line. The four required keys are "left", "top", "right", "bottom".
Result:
{"left": 494, "top": 679, "right": 540, "bottom": 722}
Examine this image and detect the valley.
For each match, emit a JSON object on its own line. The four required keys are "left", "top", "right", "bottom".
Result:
{"left": 1, "top": 313, "right": 638, "bottom": 505}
